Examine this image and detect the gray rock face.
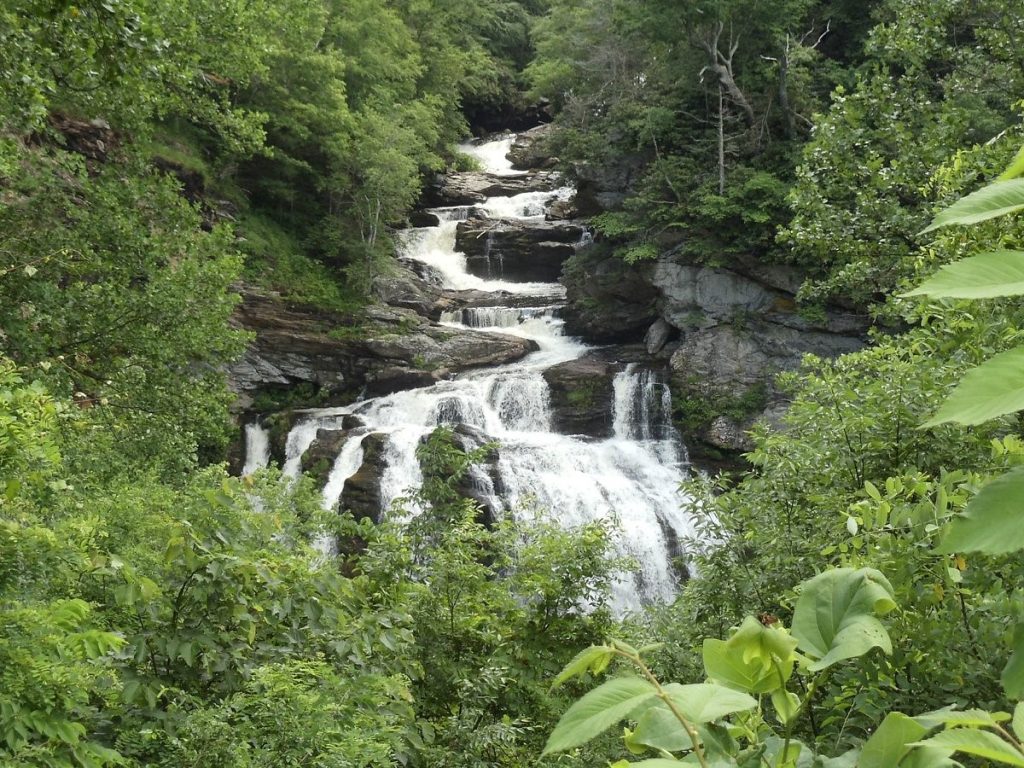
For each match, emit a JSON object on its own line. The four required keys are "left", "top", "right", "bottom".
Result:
{"left": 508, "top": 124, "right": 557, "bottom": 170}
{"left": 448, "top": 424, "right": 503, "bottom": 526}
{"left": 670, "top": 323, "right": 864, "bottom": 394}
{"left": 645, "top": 318, "right": 674, "bottom": 355}
{"left": 561, "top": 248, "right": 660, "bottom": 342}
{"left": 455, "top": 219, "right": 584, "bottom": 283}
{"left": 542, "top": 357, "right": 619, "bottom": 438}
{"left": 422, "top": 170, "right": 562, "bottom": 207}
{"left": 573, "top": 154, "right": 645, "bottom": 215}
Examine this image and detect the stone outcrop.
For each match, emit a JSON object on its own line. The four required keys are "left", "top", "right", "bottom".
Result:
{"left": 422, "top": 170, "right": 562, "bottom": 207}
{"left": 561, "top": 241, "right": 870, "bottom": 464}
{"left": 48, "top": 114, "right": 117, "bottom": 161}
{"left": 573, "top": 154, "right": 646, "bottom": 216}
{"left": 228, "top": 288, "right": 537, "bottom": 411}
{"left": 542, "top": 356, "right": 619, "bottom": 438}
{"left": 340, "top": 432, "right": 389, "bottom": 522}
{"left": 508, "top": 124, "right": 557, "bottom": 170}
{"left": 455, "top": 219, "right": 584, "bottom": 283}
{"left": 560, "top": 246, "right": 661, "bottom": 342}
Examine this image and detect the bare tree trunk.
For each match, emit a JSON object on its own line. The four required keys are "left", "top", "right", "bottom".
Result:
{"left": 718, "top": 84, "right": 726, "bottom": 194}
{"left": 697, "top": 22, "right": 755, "bottom": 128}
{"left": 778, "top": 53, "right": 795, "bottom": 140}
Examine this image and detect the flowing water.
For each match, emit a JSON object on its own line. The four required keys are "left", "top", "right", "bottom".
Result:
{"left": 243, "top": 137, "right": 694, "bottom": 613}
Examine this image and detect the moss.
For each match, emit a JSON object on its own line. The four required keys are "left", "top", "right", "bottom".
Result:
{"left": 566, "top": 380, "right": 600, "bottom": 410}
{"left": 139, "top": 120, "right": 212, "bottom": 181}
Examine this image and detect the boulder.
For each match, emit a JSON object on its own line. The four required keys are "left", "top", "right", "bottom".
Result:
{"left": 340, "top": 432, "right": 389, "bottom": 522}
{"left": 546, "top": 197, "right": 579, "bottom": 221}
{"left": 422, "top": 170, "right": 562, "bottom": 207}
{"left": 455, "top": 219, "right": 584, "bottom": 283}
{"left": 644, "top": 318, "right": 674, "bottom": 355}
{"left": 300, "top": 427, "right": 350, "bottom": 486}
{"left": 408, "top": 210, "right": 441, "bottom": 227}
{"left": 508, "top": 124, "right": 557, "bottom": 170}
{"left": 542, "top": 357, "right": 619, "bottom": 438}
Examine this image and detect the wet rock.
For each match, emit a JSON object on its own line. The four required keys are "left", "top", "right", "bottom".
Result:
{"left": 542, "top": 357, "right": 619, "bottom": 438}
{"left": 508, "top": 124, "right": 557, "bottom": 170}
{"left": 455, "top": 219, "right": 584, "bottom": 283}
{"left": 545, "top": 197, "right": 578, "bottom": 221}
{"left": 340, "top": 433, "right": 389, "bottom": 522}
{"left": 422, "top": 170, "right": 562, "bottom": 207}
{"left": 300, "top": 428, "right": 350, "bottom": 486}
{"left": 449, "top": 424, "right": 504, "bottom": 526}
{"left": 408, "top": 210, "right": 441, "bottom": 227}
{"left": 372, "top": 266, "right": 452, "bottom": 318}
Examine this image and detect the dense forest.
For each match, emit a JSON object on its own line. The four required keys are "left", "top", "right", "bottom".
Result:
{"left": 3, "top": 0, "right": 1024, "bottom": 766}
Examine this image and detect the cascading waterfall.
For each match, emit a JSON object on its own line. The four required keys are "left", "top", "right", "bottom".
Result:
{"left": 242, "top": 135, "right": 694, "bottom": 613}
{"left": 241, "top": 421, "right": 271, "bottom": 476}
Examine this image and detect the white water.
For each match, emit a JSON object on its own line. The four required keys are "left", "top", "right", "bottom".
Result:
{"left": 458, "top": 136, "right": 524, "bottom": 176}
{"left": 241, "top": 421, "right": 271, "bottom": 475}
{"left": 242, "top": 136, "right": 693, "bottom": 613}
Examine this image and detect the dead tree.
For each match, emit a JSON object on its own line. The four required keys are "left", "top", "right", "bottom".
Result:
{"left": 696, "top": 22, "right": 756, "bottom": 128}
{"left": 762, "top": 21, "right": 831, "bottom": 140}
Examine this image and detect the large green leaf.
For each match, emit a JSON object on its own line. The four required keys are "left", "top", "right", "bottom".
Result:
{"left": 1014, "top": 702, "right": 1024, "bottom": 741}
{"left": 551, "top": 644, "right": 614, "bottom": 688}
{"left": 543, "top": 676, "right": 657, "bottom": 755}
{"left": 791, "top": 568, "right": 896, "bottom": 671}
{"left": 921, "top": 179, "right": 1024, "bottom": 233}
{"left": 935, "top": 468, "right": 1024, "bottom": 554}
{"left": 905, "top": 251, "right": 1024, "bottom": 298}
{"left": 899, "top": 748, "right": 962, "bottom": 768}
{"left": 915, "top": 708, "right": 1011, "bottom": 729}
{"left": 1002, "top": 622, "right": 1024, "bottom": 699}
{"left": 859, "top": 712, "right": 928, "bottom": 768}
{"left": 911, "top": 728, "right": 1024, "bottom": 766}
{"left": 629, "top": 705, "right": 691, "bottom": 753}
{"left": 661, "top": 683, "right": 757, "bottom": 724}
{"left": 999, "top": 146, "right": 1024, "bottom": 181}
{"left": 702, "top": 616, "right": 798, "bottom": 694}
{"left": 922, "top": 347, "right": 1024, "bottom": 427}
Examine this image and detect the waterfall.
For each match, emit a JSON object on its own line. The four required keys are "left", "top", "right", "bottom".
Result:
{"left": 259, "top": 135, "right": 693, "bottom": 614}
{"left": 242, "top": 421, "right": 271, "bottom": 475}
{"left": 613, "top": 365, "right": 687, "bottom": 467}
{"left": 321, "top": 432, "right": 369, "bottom": 511}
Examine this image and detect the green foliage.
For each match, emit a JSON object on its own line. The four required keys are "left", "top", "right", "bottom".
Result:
{"left": 783, "top": 0, "right": 1024, "bottom": 304}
